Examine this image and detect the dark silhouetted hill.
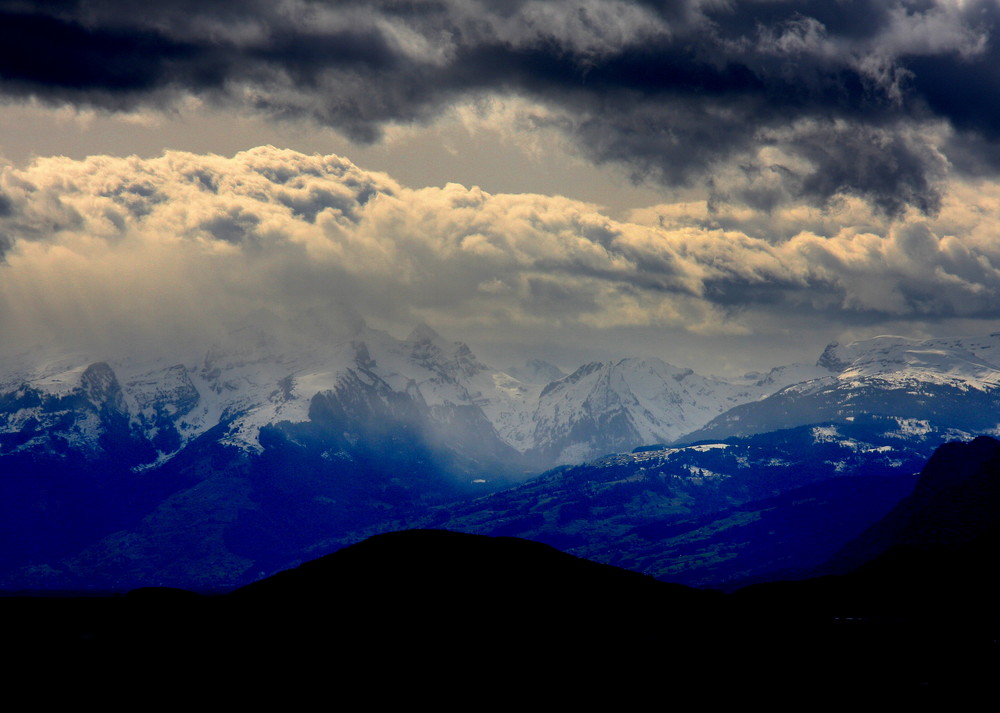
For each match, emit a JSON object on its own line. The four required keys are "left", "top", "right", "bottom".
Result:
{"left": 820, "top": 434, "right": 1000, "bottom": 575}
{"left": 6, "top": 444, "right": 1000, "bottom": 703}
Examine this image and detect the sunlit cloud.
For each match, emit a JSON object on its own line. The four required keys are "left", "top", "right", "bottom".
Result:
{"left": 4, "top": 146, "right": 1000, "bottom": 368}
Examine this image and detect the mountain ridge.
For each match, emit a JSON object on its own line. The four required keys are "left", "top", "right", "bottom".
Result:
{"left": 7, "top": 327, "right": 1000, "bottom": 590}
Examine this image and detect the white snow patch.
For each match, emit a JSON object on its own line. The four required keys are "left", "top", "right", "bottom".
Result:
{"left": 811, "top": 425, "right": 841, "bottom": 443}
{"left": 891, "top": 418, "right": 932, "bottom": 437}
{"left": 863, "top": 445, "right": 893, "bottom": 453}
{"left": 686, "top": 443, "right": 729, "bottom": 452}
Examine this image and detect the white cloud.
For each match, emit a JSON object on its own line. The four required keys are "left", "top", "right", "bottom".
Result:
{"left": 3, "top": 145, "right": 1000, "bottom": 368}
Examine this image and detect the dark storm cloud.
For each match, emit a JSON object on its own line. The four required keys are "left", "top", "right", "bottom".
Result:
{"left": 778, "top": 123, "right": 946, "bottom": 216}
{"left": 0, "top": 10, "right": 208, "bottom": 104}
{"left": 1, "top": 1, "right": 997, "bottom": 213}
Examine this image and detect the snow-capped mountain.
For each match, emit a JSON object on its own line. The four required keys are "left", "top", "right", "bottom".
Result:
{"left": 0, "top": 318, "right": 538, "bottom": 588}
{"left": 8, "top": 325, "right": 996, "bottom": 493}
{"left": 817, "top": 334, "right": 1000, "bottom": 388}
{"left": 684, "top": 333, "right": 1000, "bottom": 443}
{"left": 0, "top": 317, "right": 828, "bottom": 588}
{"left": 0, "top": 320, "right": 529, "bottom": 475}
{"left": 13, "top": 321, "right": 1000, "bottom": 591}
{"left": 526, "top": 358, "right": 826, "bottom": 464}
{"left": 0, "top": 318, "right": 827, "bottom": 475}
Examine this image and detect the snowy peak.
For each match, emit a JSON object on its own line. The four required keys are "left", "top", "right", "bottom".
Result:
{"left": 400, "top": 322, "right": 489, "bottom": 383}
{"left": 351, "top": 340, "right": 377, "bottom": 371}
{"left": 0, "top": 325, "right": 831, "bottom": 473}
{"left": 817, "top": 342, "right": 850, "bottom": 372}
{"left": 685, "top": 331, "right": 1000, "bottom": 443}
{"left": 17, "top": 323, "right": 1000, "bottom": 474}
{"left": 0, "top": 359, "right": 159, "bottom": 459}
{"left": 529, "top": 357, "right": 773, "bottom": 464}
{"left": 540, "top": 361, "right": 602, "bottom": 398}
{"left": 813, "top": 334, "right": 1000, "bottom": 390}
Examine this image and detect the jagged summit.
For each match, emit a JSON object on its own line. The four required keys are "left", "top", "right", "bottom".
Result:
{"left": 529, "top": 356, "right": 816, "bottom": 464}
{"left": 0, "top": 320, "right": 827, "bottom": 474}
{"left": 14, "top": 326, "right": 1000, "bottom": 477}
{"left": 817, "top": 341, "right": 848, "bottom": 372}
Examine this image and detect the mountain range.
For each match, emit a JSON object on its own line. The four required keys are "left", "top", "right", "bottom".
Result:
{"left": 0, "top": 316, "right": 827, "bottom": 477}
{"left": 5, "top": 325, "right": 1000, "bottom": 589}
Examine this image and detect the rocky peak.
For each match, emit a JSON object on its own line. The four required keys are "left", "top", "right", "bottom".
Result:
{"left": 81, "top": 362, "right": 125, "bottom": 411}
{"left": 816, "top": 342, "right": 849, "bottom": 372}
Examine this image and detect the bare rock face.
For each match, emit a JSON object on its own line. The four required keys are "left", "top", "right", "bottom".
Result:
{"left": 816, "top": 341, "right": 849, "bottom": 372}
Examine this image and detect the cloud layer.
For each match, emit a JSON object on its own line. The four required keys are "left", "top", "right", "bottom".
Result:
{"left": 4, "top": 146, "right": 1000, "bottom": 364}
{"left": 3, "top": 1, "right": 1000, "bottom": 214}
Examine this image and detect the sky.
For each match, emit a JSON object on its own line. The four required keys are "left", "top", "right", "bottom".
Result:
{"left": 3, "top": 0, "right": 1000, "bottom": 376}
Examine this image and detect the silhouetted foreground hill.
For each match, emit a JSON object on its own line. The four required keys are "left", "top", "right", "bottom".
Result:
{"left": 738, "top": 436, "right": 1000, "bottom": 612}
{"left": 233, "top": 528, "right": 723, "bottom": 643}
{"left": 7, "top": 530, "right": 722, "bottom": 654}
{"left": 6, "top": 528, "right": 997, "bottom": 702}
{"left": 823, "top": 434, "right": 1000, "bottom": 574}
{"left": 7, "top": 531, "right": 733, "bottom": 703}
{"left": 734, "top": 437, "right": 1000, "bottom": 693}
{"left": 6, "top": 438, "right": 1000, "bottom": 701}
